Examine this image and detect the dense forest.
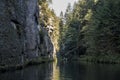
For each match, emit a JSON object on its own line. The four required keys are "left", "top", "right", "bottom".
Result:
{"left": 58, "top": 0, "right": 120, "bottom": 63}
{"left": 38, "top": 0, "right": 120, "bottom": 63}
{"left": 1, "top": 0, "right": 120, "bottom": 80}
{"left": 0, "top": 0, "right": 120, "bottom": 72}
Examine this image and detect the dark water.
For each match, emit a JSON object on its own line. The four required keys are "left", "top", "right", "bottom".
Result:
{"left": 0, "top": 61, "right": 120, "bottom": 80}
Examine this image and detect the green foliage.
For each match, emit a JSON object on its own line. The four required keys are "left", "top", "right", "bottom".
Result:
{"left": 84, "top": 0, "right": 120, "bottom": 55}
{"left": 59, "top": 0, "right": 120, "bottom": 61}
{"left": 39, "top": 0, "right": 120, "bottom": 61}
{"left": 59, "top": 0, "right": 91, "bottom": 57}
{"left": 39, "top": 0, "right": 60, "bottom": 52}
{"left": 79, "top": 55, "right": 120, "bottom": 64}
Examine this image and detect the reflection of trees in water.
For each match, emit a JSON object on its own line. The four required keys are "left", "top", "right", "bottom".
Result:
{"left": 0, "top": 62, "right": 60, "bottom": 80}
{"left": 51, "top": 61, "right": 60, "bottom": 80}
{"left": 58, "top": 62, "right": 120, "bottom": 80}
{"left": 0, "top": 63, "right": 49, "bottom": 80}
{"left": 1, "top": 62, "right": 120, "bottom": 80}
{"left": 58, "top": 62, "right": 87, "bottom": 80}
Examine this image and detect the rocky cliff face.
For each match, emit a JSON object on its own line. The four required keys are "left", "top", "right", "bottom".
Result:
{"left": 0, "top": 0, "right": 54, "bottom": 66}
{"left": 39, "top": 27, "right": 54, "bottom": 59}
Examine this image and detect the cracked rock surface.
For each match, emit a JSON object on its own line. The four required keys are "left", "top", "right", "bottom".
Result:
{"left": 0, "top": 0, "right": 40, "bottom": 65}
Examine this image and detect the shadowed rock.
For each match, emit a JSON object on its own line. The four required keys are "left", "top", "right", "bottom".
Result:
{"left": 0, "top": 0, "right": 46, "bottom": 66}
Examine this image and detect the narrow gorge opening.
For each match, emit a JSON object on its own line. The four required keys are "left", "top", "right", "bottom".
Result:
{"left": 40, "top": 0, "right": 120, "bottom": 63}
{"left": 0, "top": 0, "right": 120, "bottom": 80}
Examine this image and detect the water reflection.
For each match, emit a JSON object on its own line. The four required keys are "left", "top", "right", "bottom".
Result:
{"left": 0, "top": 61, "right": 120, "bottom": 80}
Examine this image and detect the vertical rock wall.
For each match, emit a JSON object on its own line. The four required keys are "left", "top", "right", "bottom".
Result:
{"left": 39, "top": 27, "right": 54, "bottom": 59}
{"left": 0, "top": 0, "right": 55, "bottom": 67}
{"left": 0, "top": 0, "right": 50, "bottom": 66}
{"left": 0, "top": 0, "right": 23, "bottom": 65}
{"left": 25, "top": 0, "right": 40, "bottom": 59}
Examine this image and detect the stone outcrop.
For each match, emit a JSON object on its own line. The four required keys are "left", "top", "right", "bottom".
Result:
{"left": 39, "top": 26, "right": 54, "bottom": 59}
{"left": 0, "top": 0, "right": 54, "bottom": 67}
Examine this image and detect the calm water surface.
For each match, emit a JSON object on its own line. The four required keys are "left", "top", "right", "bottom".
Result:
{"left": 0, "top": 61, "right": 120, "bottom": 80}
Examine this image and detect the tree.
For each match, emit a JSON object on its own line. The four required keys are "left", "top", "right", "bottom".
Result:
{"left": 84, "top": 0, "right": 120, "bottom": 55}
{"left": 39, "top": 0, "right": 60, "bottom": 55}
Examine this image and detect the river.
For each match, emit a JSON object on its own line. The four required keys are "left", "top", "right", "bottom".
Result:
{"left": 0, "top": 61, "right": 120, "bottom": 80}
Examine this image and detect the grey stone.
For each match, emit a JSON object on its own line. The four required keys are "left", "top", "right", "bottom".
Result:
{"left": 39, "top": 26, "right": 54, "bottom": 59}
{"left": 0, "top": 0, "right": 54, "bottom": 66}
{"left": 0, "top": 0, "right": 40, "bottom": 66}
